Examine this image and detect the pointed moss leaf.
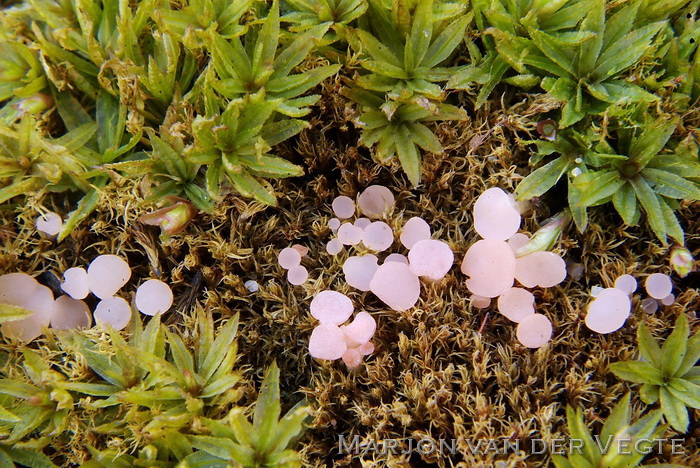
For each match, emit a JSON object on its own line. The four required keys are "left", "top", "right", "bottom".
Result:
{"left": 565, "top": 406, "right": 598, "bottom": 463}
{"left": 422, "top": 15, "right": 469, "bottom": 68}
{"left": 406, "top": 122, "right": 442, "bottom": 153}
{"left": 602, "top": 1, "right": 638, "bottom": 51}
{"left": 272, "top": 23, "right": 331, "bottom": 79}
{"left": 658, "top": 197, "right": 684, "bottom": 245}
{"left": 609, "top": 361, "right": 664, "bottom": 385}
{"left": 188, "top": 435, "right": 255, "bottom": 465}
{"left": 639, "top": 383, "right": 660, "bottom": 405}
{"left": 600, "top": 393, "right": 631, "bottom": 443}
{"left": 227, "top": 169, "right": 278, "bottom": 206}
{"left": 668, "top": 378, "right": 700, "bottom": 409}
{"left": 528, "top": 28, "right": 577, "bottom": 77}
{"left": 253, "top": 362, "right": 282, "bottom": 454}
{"left": 4, "top": 448, "right": 58, "bottom": 468}
{"left": 637, "top": 324, "right": 663, "bottom": 368}
{"left": 147, "top": 130, "right": 188, "bottom": 181}
{"left": 0, "top": 405, "right": 20, "bottom": 423}
{"left": 58, "top": 184, "right": 102, "bottom": 242}
{"left": 515, "top": 155, "right": 571, "bottom": 201}
{"left": 593, "top": 21, "right": 665, "bottom": 79}
{"left": 200, "top": 314, "right": 239, "bottom": 383}
{"left": 239, "top": 155, "right": 304, "bottom": 178}
{"left": 59, "top": 382, "right": 116, "bottom": 396}
{"left": 612, "top": 183, "right": 639, "bottom": 225}
{"left": 572, "top": 170, "right": 625, "bottom": 206}
{"left": 353, "top": 29, "right": 402, "bottom": 68}
{"left": 271, "top": 401, "right": 311, "bottom": 454}
{"left": 659, "top": 387, "right": 689, "bottom": 432}
{"left": 629, "top": 118, "right": 677, "bottom": 169}
{"left": 167, "top": 330, "right": 195, "bottom": 376}
{"left": 0, "top": 303, "right": 35, "bottom": 323}
{"left": 405, "top": 0, "right": 433, "bottom": 72}
{"left": 395, "top": 124, "right": 421, "bottom": 185}
{"left": 228, "top": 407, "right": 255, "bottom": 448}
{"left": 252, "top": 1, "right": 281, "bottom": 77}
{"left": 661, "top": 314, "right": 689, "bottom": 377}
{"left": 578, "top": 0, "right": 605, "bottom": 73}
{"left": 200, "top": 374, "right": 241, "bottom": 399}
{"left": 629, "top": 176, "right": 667, "bottom": 243}
{"left": 551, "top": 455, "right": 576, "bottom": 468}
{"left": 640, "top": 168, "right": 700, "bottom": 200}
{"left": 677, "top": 333, "right": 700, "bottom": 378}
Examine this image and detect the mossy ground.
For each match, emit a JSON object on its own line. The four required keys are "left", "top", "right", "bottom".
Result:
{"left": 1, "top": 80, "right": 698, "bottom": 467}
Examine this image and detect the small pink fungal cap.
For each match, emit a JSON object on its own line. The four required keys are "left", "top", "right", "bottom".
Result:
{"left": 514, "top": 251, "right": 567, "bottom": 288}
{"left": 278, "top": 247, "right": 301, "bottom": 269}
{"left": 36, "top": 212, "right": 62, "bottom": 237}
{"left": 287, "top": 266, "right": 308, "bottom": 285}
{"left": 343, "top": 255, "right": 379, "bottom": 291}
{"left": 341, "top": 311, "right": 376, "bottom": 347}
{"left": 516, "top": 313, "right": 552, "bottom": 348}
{"left": 585, "top": 288, "right": 631, "bottom": 334}
{"left": 94, "top": 296, "right": 131, "bottom": 331}
{"left": 461, "top": 239, "right": 516, "bottom": 298}
{"left": 328, "top": 218, "right": 341, "bottom": 232}
{"left": 369, "top": 262, "right": 420, "bottom": 311}
{"left": 357, "top": 341, "right": 375, "bottom": 356}
{"left": 384, "top": 253, "right": 409, "bottom": 265}
{"left": 645, "top": 273, "right": 672, "bottom": 300}
{"left": 51, "top": 296, "right": 91, "bottom": 330}
{"left": 135, "top": 279, "right": 173, "bottom": 316}
{"left": 566, "top": 262, "right": 584, "bottom": 281}
{"left": 507, "top": 233, "right": 530, "bottom": 253}
{"left": 87, "top": 255, "right": 131, "bottom": 299}
{"left": 408, "top": 239, "right": 454, "bottom": 281}
{"left": 641, "top": 297, "right": 659, "bottom": 314}
{"left": 357, "top": 185, "right": 394, "bottom": 218}
{"left": 614, "top": 274, "right": 637, "bottom": 295}
{"left": 61, "top": 267, "right": 90, "bottom": 300}
{"left": 470, "top": 295, "right": 491, "bottom": 309}
{"left": 337, "top": 223, "right": 363, "bottom": 245}
{"left": 341, "top": 348, "right": 363, "bottom": 369}
{"left": 473, "top": 188, "right": 521, "bottom": 241}
{"left": 361, "top": 221, "right": 394, "bottom": 251}
{"left": 400, "top": 217, "right": 431, "bottom": 249}
{"left": 310, "top": 290, "right": 353, "bottom": 325}
{"left": 497, "top": 288, "right": 535, "bottom": 323}
{"left": 332, "top": 196, "right": 355, "bottom": 219}
{"left": 291, "top": 244, "right": 308, "bottom": 257}
{"left": 326, "top": 239, "right": 343, "bottom": 255}
{"left": 661, "top": 294, "right": 675, "bottom": 306}
{"left": 0, "top": 273, "right": 54, "bottom": 341}
{"left": 354, "top": 218, "right": 371, "bottom": 230}
{"left": 309, "top": 324, "right": 347, "bottom": 360}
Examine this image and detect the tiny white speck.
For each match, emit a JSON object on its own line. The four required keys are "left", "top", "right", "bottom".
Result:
{"left": 244, "top": 280, "right": 259, "bottom": 293}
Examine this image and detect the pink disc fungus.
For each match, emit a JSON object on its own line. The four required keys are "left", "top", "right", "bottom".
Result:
{"left": 51, "top": 296, "right": 91, "bottom": 330}
{"left": 357, "top": 341, "right": 375, "bottom": 356}
{"left": 400, "top": 217, "right": 431, "bottom": 249}
{"left": 61, "top": 267, "right": 90, "bottom": 300}
{"left": 514, "top": 251, "right": 567, "bottom": 288}
{"left": 337, "top": 223, "right": 363, "bottom": 245}
{"left": 362, "top": 221, "right": 394, "bottom": 251}
{"left": 641, "top": 297, "right": 659, "bottom": 314}
{"left": 614, "top": 274, "right": 637, "bottom": 295}
{"left": 310, "top": 290, "right": 353, "bottom": 325}
{"left": 585, "top": 288, "right": 631, "bottom": 334}
{"left": 328, "top": 218, "right": 341, "bottom": 232}
{"left": 309, "top": 324, "right": 347, "bottom": 360}
{"left": 341, "top": 311, "right": 376, "bottom": 347}
{"left": 332, "top": 196, "right": 355, "bottom": 219}
{"left": 516, "top": 313, "right": 552, "bottom": 348}
{"left": 497, "top": 288, "right": 535, "bottom": 323}
{"left": 87, "top": 254, "right": 131, "bottom": 299}
{"left": 326, "top": 238, "right": 343, "bottom": 255}
{"left": 384, "top": 253, "right": 409, "bottom": 265}
{"left": 470, "top": 295, "right": 491, "bottom": 309}
{"left": 287, "top": 266, "right": 309, "bottom": 285}
{"left": 369, "top": 262, "right": 420, "bottom": 311}
{"left": 661, "top": 294, "right": 675, "bottom": 306}
{"left": 354, "top": 218, "right": 371, "bottom": 230}
{"left": 36, "top": 211, "right": 62, "bottom": 237}
{"left": 278, "top": 247, "right": 302, "bottom": 269}
{"left": 94, "top": 296, "right": 131, "bottom": 331}
{"left": 0, "top": 273, "right": 54, "bottom": 341}
{"left": 507, "top": 233, "right": 530, "bottom": 253}
{"left": 343, "top": 255, "right": 379, "bottom": 291}
{"left": 408, "top": 239, "right": 454, "bottom": 280}
{"left": 291, "top": 244, "right": 308, "bottom": 257}
{"left": 135, "top": 279, "right": 173, "bottom": 316}
{"left": 461, "top": 239, "right": 516, "bottom": 298}
{"left": 473, "top": 188, "right": 521, "bottom": 241}
{"left": 357, "top": 185, "right": 394, "bottom": 218}
{"left": 341, "top": 348, "right": 363, "bottom": 368}
{"left": 645, "top": 273, "right": 672, "bottom": 300}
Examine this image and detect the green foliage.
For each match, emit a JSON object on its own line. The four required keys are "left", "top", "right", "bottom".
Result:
{"left": 345, "top": 0, "right": 470, "bottom": 183}
{"left": 283, "top": 0, "right": 368, "bottom": 41}
{"left": 551, "top": 393, "right": 667, "bottom": 468}
{"left": 514, "top": 117, "right": 700, "bottom": 243}
{"left": 609, "top": 314, "right": 700, "bottom": 433}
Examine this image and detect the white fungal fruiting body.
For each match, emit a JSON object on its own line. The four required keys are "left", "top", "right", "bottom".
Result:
{"left": 473, "top": 188, "right": 521, "bottom": 241}
{"left": 341, "top": 311, "right": 376, "bottom": 347}
{"left": 400, "top": 217, "right": 431, "bottom": 249}
{"left": 51, "top": 296, "right": 91, "bottom": 330}
{"left": 287, "top": 266, "right": 308, "bottom": 285}
{"left": 514, "top": 251, "right": 567, "bottom": 288}
{"left": 645, "top": 273, "right": 673, "bottom": 300}
{"left": 309, "top": 324, "right": 347, "bottom": 360}
{"left": 507, "top": 233, "right": 530, "bottom": 253}
{"left": 470, "top": 295, "right": 491, "bottom": 309}
{"left": 326, "top": 238, "right": 343, "bottom": 255}
{"left": 516, "top": 313, "right": 552, "bottom": 348}
{"left": 36, "top": 212, "right": 62, "bottom": 236}
{"left": 497, "top": 288, "right": 535, "bottom": 323}
{"left": 332, "top": 196, "right": 355, "bottom": 219}
{"left": 362, "top": 221, "right": 394, "bottom": 251}
{"left": 408, "top": 239, "right": 454, "bottom": 280}
{"left": 61, "top": 267, "right": 90, "bottom": 300}
{"left": 310, "top": 291, "right": 353, "bottom": 325}
{"left": 328, "top": 218, "right": 341, "bottom": 232}
{"left": 384, "top": 253, "right": 409, "bottom": 265}
{"left": 278, "top": 248, "right": 302, "bottom": 269}
{"left": 337, "top": 223, "right": 363, "bottom": 245}
{"left": 585, "top": 288, "right": 631, "bottom": 334}
{"left": 461, "top": 239, "right": 516, "bottom": 298}
{"left": 354, "top": 218, "right": 371, "bottom": 230}
{"left": 614, "top": 274, "right": 637, "bottom": 295}
{"left": 370, "top": 262, "right": 420, "bottom": 311}
{"left": 94, "top": 296, "right": 131, "bottom": 331}
{"left": 661, "top": 294, "right": 675, "bottom": 306}
{"left": 87, "top": 255, "right": 131, "bottom": 299}
{"left": 0, "top": 273, "right": 54, "bottom": 341}
{"left": 135, "top": 279, "right": 174, "bottom": 316}
{"left": 357, "top": 185, "right": 394, "bottom": 218}
{"left": 641, "top": 297, "right": 659, "bottom": 314}
{"left": 343, "top": 255, "right": 379, "bottom": 291}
